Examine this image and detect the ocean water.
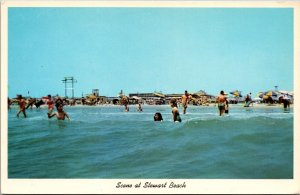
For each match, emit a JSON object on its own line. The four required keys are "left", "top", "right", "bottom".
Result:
{"left": 8, "top": 104, "right": 293, "bottom": 178}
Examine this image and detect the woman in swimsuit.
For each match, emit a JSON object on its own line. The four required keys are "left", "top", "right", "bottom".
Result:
{"left": 170, "top": 99, "right": 182, "bottom": 122}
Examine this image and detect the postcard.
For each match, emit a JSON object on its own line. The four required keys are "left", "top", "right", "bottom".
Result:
{"left": 1, "top": 1, "right": 299, "bottom": 194}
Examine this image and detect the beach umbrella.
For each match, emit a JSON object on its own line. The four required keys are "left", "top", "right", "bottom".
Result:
{"left": 153, "top": 91, "right": 165, "bottom": 98}
{"left": 87, "top": 94, "right": 97, "bottom": 99}
{"left": 264, "top": 90, "right": 280, "bottom": 97}
{"left": 257, "top": 92, "right": 264, "bottom": 98}
{"left": 230, "top": 90, "right": 242, "bottom": 97}
{"left": 261, "top": 90, "right": 279, "bottom": 100}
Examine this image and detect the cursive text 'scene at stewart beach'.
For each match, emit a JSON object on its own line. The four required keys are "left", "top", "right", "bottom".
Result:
{"left": 116, "top": 181, "right": 186, "bottom": 188}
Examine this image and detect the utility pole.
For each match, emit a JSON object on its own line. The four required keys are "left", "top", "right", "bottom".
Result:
{"left": 62, "top": 77, "right": 77, "bottom": 98}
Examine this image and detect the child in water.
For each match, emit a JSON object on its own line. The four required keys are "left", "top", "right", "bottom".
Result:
{"left": 48, "top": 104, "right": 70, "bottom": 121}
{"left": 16, "top": 95, "right": 27, "bottom": 118}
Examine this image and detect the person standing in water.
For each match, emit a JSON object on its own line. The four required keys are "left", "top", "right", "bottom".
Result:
{"left": 121, "top": 95, "right": 129, "bottom": 112}
{"left": 34, "top": 99, "right": 44, "bottom": 108}
{"left": 55, "top": 97, "right": 64, "bottom": 110}
{"left": 245, "top": 92, "right": 252, "bottom": 106}
{"left": 225, "top": 99, "right": 229, "bottom": 114}
{"left": 137, "top": 102, "right": 142, "bottom": 112}
{"left": 8, "top": 97, "right": 12, "bottom": 110}
{"left": 282, "top": 93, "right": 290, "bottom": 111}
{"left": 26, "top": 98, "right": 36, "bottom": 109}
{"left": 46, "top": 95, "right": 55, "bottom": 117}
{"left": 48, "top": 104, "right": 70, "bottom": 120}
{"left": 181, "top": 90, "right": 191, "bottom": 114}
{"left": 16, "top": 95, "right": 27, "bottom": 118}
{"left": 216, "top": 90, "right": 227, "bottom": 116}
{"left": 170, "top": 99, "right": 182, "bottom": 122}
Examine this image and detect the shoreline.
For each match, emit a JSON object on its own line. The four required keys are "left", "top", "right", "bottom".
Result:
{"left": 9, "top": 103, "right": 293, "bottom": 109}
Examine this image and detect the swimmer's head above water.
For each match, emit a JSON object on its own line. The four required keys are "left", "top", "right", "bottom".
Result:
{"left": 154, "top": 112, "right": 163, "bottom": 121}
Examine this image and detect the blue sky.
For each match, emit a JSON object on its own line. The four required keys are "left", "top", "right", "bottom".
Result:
{"left": 8, "top": 8, "right": 293, "bottom": 98}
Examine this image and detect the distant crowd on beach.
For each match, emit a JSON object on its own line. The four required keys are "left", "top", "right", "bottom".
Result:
{"left": 8, "top": 89, "right": 292, "bottom": 122}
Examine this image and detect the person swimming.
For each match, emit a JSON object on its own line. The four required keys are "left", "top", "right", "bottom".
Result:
{"left": 154, "top": 112, "right": 163, "bottom": 121}
{"left": 170, "top": 99, "right": 182, "bottom": 122}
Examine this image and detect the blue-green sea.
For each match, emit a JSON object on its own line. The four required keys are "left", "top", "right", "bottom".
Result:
{"left": 8, "top": 104, "right": 293, "bottom": 178}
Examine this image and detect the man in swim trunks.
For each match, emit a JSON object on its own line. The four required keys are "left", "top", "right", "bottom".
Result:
{"left": 216, "top": 90, "right": 227, "bottom": 116}
{"left": 16, "top": 95, "right": 27, "bottom": 118}
{"left": 181, "top": 90, "right": 191, "bottom": 114}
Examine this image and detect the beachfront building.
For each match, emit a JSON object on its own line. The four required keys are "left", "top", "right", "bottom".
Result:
{"left": 128, "top": 90, "right": 215, "bottom": 105}
{"left": 92, "top": 89, "right": 100, "bottom": 97}
{"left": 165, "top": 93, "right": 183, "bottom": 104}
{"left": 128, "top": 92, "right": 165, "bottom": 105}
